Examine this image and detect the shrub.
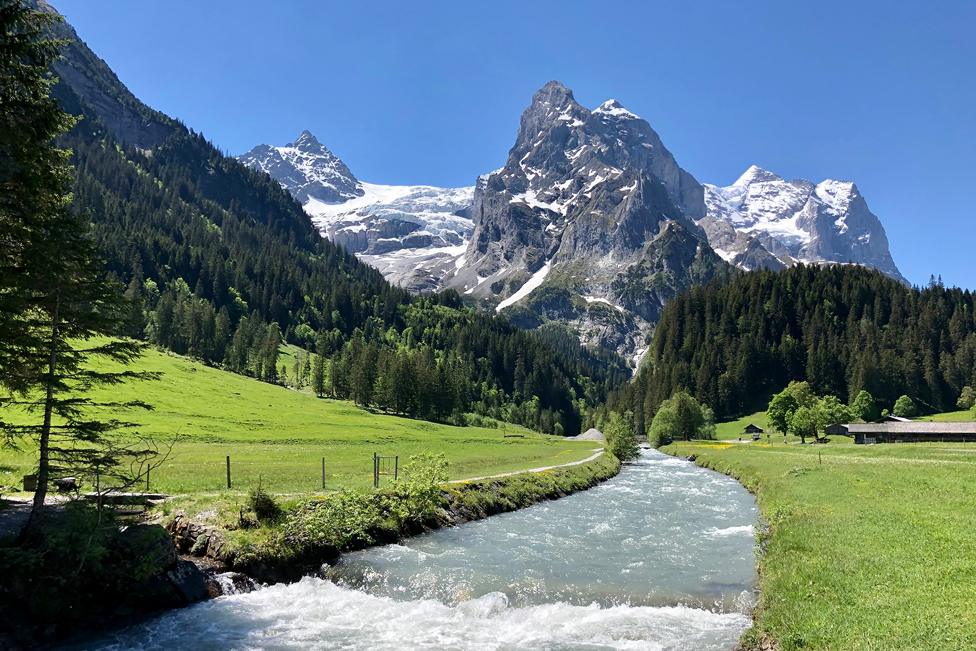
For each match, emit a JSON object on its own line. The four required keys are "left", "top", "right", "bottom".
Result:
{"left": 246, "top": 483, "right": 283, "bottom": 524}
{"left": 283, "top": 489, "right": 383, "bottom": 552}
{"left": 957, "top": 386, "right": 975, "bottom": 410}
{"left": 384, "top": 452, "right": 449, "bottom": 526}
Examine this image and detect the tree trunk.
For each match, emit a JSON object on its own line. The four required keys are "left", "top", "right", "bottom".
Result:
{"left": 32, "top": 291, "right": 61, "bottom": 513}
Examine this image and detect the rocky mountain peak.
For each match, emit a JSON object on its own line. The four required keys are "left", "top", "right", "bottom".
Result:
{"left": 732, "top": 164, "right": 783, "bottom": 186}
{"left": 447, "top": 82, "right": 724, "bottom": 360}
{"left": 292, "top": 129, "right": 322, "bottom": 148}
{"left": 701, "top": 167, "right": 904, "bottom": 282}
{"left": 593, "top": 99, "right": 640, "bottom": 120}
{"left": 237, "top": 131, "right": 363, "bottom": 203}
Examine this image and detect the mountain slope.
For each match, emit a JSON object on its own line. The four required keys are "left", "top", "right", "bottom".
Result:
{"left": 700, "top": 165, "right": 905, "bottom": 281}
{"left": 35, "top": 0, "right": 628, "bottom": 435}
{"left": 238, "top": 133, "right": 474, "bottom": 291}
{"left": 604, "top": 265, "right": 976, "bottom": 430}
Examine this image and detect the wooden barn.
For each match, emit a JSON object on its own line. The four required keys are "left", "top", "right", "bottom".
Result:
{"left": 826, "top": 421, "right": 976, "bottom": 444}
{"left": 744, "top": 423, "right": 764, "bottom": 440}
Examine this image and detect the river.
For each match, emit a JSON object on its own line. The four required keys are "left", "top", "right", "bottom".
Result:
{"left": 84, "top": 450, "right": 758, "bottom": 650}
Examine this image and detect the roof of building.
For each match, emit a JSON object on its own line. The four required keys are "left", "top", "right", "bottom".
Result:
{"left": 841, "top": 422, "right": 976, "bottom": 434}
{"left": 744, "top": 423, "right": 764, "bottom": 431}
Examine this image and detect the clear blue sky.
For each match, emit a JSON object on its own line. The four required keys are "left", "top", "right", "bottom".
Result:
{"left": 53, "top": 1, "right": 974, "bottom": 289}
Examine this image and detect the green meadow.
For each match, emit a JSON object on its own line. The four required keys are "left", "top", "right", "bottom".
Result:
{"left": 0, "top": 347, "right": 599, "bottom": 496}
{"left": 664, "top": 433, "right": 976, "bottom": 650}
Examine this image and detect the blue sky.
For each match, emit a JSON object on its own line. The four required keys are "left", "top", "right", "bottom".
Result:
{"left": 54, "top": 1, "right": 974, "bottom": 289}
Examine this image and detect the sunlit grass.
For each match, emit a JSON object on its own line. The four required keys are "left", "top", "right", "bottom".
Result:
{"left": 664, "top": 438, "right": 976, "bottom": 650}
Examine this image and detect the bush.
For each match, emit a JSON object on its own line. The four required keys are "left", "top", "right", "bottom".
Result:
{"left": 246, "top": 484, "right": 283, "bottom": 524}
{"left": 283, "top": 489, "right": 383, "bottom": 552}
{"left": 957, "top": 386, "right": 975, "bottom": 410}
{"left": 384, "top": 452, "right": 449, "bottom": 526}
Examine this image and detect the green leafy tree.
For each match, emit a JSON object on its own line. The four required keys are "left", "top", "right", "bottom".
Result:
{"left": 767, "top": 392, "right": 798, "bottom": 435}
{"left": 893, "top": 395, "right": 917, "bottom": 418}
{"left": 957, "top": 386, "right": 975, "bottom": 410}
{"left": 788, "top": 405, "right": 819, "bottom": 444}
{"left": 603, "top": 411, "right": 639, "bottom": 459}
{"left": 818, "top": 395, "right": 852, "bottom": 430}
{"left": 850, "top": 389, "right": 879, "bottom": 422}
{"left": 649, "top": 391, "right": 715, "bottom": 442}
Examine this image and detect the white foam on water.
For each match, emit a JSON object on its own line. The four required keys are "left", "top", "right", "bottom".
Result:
{"left": 703, "top": 525, "right": 755, "bottom": 539}
{"left": 88, "top": 577, "right": 750, "bottom": 651}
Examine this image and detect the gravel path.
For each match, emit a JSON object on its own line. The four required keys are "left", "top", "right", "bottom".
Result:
{"left": 447, "top": 448, "right": 606, "bottom": 484}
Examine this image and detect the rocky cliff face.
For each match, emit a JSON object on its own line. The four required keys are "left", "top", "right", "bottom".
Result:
{"left": 447, "top": 81, "right": 729, "bottom": 362}
{"left": 237, "top": 133, "right": 473, "bottom": 291}
{"left": 701, "top": 165, "right": 905, "bottom": 281}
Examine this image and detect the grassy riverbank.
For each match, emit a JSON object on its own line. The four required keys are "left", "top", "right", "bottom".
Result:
{"left": 0, "top": 346, "right": 599, "bottom": 495}
{"left": 164, "top": 451, "right": 621, "bottom": 582}
{"left": 663, "top": 438, "right": 976, "bottom": 650}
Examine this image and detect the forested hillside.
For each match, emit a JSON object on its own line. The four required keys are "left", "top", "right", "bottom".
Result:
{"left": 606, "top": 265, "right": 976, "bottom": 429}
{"left": 41, "top": 2, "right": 627, "bottom": 434}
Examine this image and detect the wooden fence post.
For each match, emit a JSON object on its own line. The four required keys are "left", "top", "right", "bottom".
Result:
{"left": 321, "top": 457, "right": 326, "bottom": 490}
{"left": 394, "top": 456, "right": 399, "bottom": 481}
{"left": 226, "top": 455, "right": 231, "bottom": 489}
{"left": 373, "top": 453, "right": 379, "bottom": 489}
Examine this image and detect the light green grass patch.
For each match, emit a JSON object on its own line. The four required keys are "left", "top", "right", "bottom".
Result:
{"left": 663, "top": 439, "right": 976, "bottom": 650}
{"left": 0, "top": 346, "right": 598, "bottom": 496}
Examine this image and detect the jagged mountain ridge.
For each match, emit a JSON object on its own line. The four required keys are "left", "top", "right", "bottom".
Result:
{"left": 237, "top": 134, "right": 473, "bottom": 291}
{"left": 238, "top": 81, "right": 906, "bottom": 361}
{"left": 699, "top": 165, "right": 905, "bottom": 281}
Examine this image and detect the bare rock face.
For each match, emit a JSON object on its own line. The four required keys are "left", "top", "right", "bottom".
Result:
{"left": 702, "top": 166, "right": 905, "bottom": 282}
{"left": 446, "top": 81, "right": 729, "bottom": 363}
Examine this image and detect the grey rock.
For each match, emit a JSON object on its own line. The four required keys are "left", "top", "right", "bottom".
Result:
{"left": 446, "top": 81, "right": 727, "bottom": 361}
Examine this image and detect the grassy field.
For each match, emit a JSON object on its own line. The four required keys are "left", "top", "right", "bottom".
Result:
{"left": 663, "top": 435, "right": 976, "bottom": 650}
{"left": 0, "top": 347, "right": 599, "bottom": 495}
{"left": 917, "top": 409, "right": 973, "bottom": 422}
{"left": 715, "top": 407, "right": 974, "bottom": 442}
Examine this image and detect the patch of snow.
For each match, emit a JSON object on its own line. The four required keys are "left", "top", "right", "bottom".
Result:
{"left": 495, "top": 261, "right": 553, "bottom": 312}
{"left": 583, "top": 295, "right": 626, "bottom": 313}
{"left": 593, "top": 99, "right": 640, "bottom": 120}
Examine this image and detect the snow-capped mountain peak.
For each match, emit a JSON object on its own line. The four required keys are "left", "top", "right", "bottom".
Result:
{"left": 237, "top": 133, "right": 474, "bottom": 292}
{"left": 732, "top": 164, "right": 782, "bottom": 187}
{"left": 237, "top": 130, "right": 362, "bottom": 203}
{"left": 699, "top": 166, "right": 904, "bottom": 282}
{"left": 593, "top": 99, "right": 640, "bottom": 120}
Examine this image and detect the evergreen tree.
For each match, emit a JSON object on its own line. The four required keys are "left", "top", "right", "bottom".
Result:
{"left": 0, "top": 2, "right": 157, "bottom": 514}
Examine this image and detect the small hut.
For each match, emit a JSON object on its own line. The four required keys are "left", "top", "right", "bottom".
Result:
{"left": 744, "top": 423, "right": 764, "bottom": 441}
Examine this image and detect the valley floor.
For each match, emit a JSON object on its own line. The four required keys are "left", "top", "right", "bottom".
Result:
{"left": 0, "top": 346, "right": 598, "bottom": 497}
{"left": 663, "top": 437, "right": 976, "bottom": 650}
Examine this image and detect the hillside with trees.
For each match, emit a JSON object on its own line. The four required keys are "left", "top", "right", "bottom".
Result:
{"left": 38, "top": 3, "right": 628, "bottom": 435}
{"left": 605, "top": 265, "right": 976, "bottom": 431}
